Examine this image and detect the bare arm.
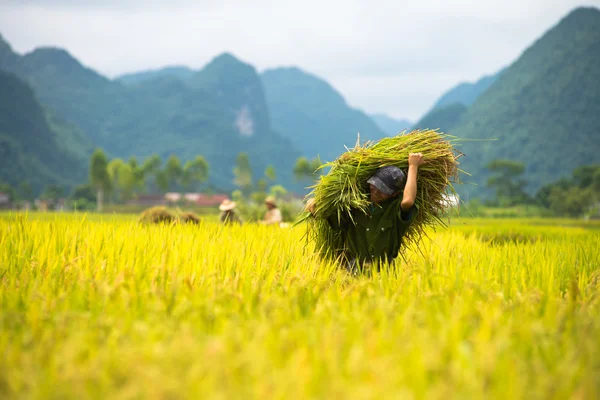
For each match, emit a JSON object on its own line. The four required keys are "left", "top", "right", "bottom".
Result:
{"left": 401, "top": 153, "right": 424, "bottom": 212}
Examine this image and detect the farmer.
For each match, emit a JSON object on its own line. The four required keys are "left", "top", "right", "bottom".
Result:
{"left": 219, "top": 199, "right": 242, "bottom": 225}
{"left": 260, "top": 196, "right": 283, "bottom": 226}
{"left": 306, "top": 152, "right": 425, "bottom": 273}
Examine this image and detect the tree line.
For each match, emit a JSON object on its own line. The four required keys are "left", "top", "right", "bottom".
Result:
{"left": 0, "top": 148, "right": 326, "bottom": 212}
{"left": 88, "top": 149, "right": 210, "bottom": 211}
{"left": 2, "top": 151, "right": 598, "bottom": 218}
{"left": 481, "top": 160, "right": 600, "bottom": 217}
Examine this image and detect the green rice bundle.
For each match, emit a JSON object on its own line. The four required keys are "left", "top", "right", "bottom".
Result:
{"left": 301, "top": 129, "right": 463, "bottom": 260}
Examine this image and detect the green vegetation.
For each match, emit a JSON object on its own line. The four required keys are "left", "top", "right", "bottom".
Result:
{"left": 457, "top": 161, "right": 600, "bottom": 218}
{"left": 0, "top": 38, "right": 299, "bottom": 192}
{"left": 535, "top": 164, "right": 600, "bottom": 218}
{"left": 88, "top": 148, "right": 110, "bottom": 212}
{"left": 0, "top": 71, "right": 84, "bottom": 191}
{"left": 293, "top": 156, "right": 323, "bottom": 183}
{"left": 430, "top": 69, "right": 504, "bottom": 110}
{"left": 413, "top": 102, "right": 468, "bottom": 134}
{"left": 485, "top": 159, "right": 529, "bottom": 206}
{"left": 452, "top": 7, "right": 600, "bottom": 198}
{"left": 1, "top": 7, "right": 599, "bottom": 208}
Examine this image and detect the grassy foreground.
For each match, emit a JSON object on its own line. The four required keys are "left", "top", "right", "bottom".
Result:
{"left": 1, "top": 214, "right": 599, "bottom": 399}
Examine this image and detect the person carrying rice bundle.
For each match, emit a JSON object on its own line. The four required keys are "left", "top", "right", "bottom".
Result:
{"left": 302, "top": 129, "right": 460, "bottom": 274}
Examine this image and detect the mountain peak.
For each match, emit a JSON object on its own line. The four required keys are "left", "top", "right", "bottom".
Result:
{"left": 197, "top": 52, "right": 258, "bottom": 83}
{"left": 23, "top": 47, "right": 83, "bottom": 69}
{"left": 20, "top": 46, "right": 111, "bottom": 88}
{"left": 0, "top": 33, "right": 12, "bottom": 50}
{"left": 262, "top": 66, "right": 348, "bottom": 107}
{"left": 211, "top": 52, "right": 244, "bottom": 64}
{"left": 204, "top": 52, "right": 254, "bottom": 72}
{"left": 116, "top": 65, "right": 194, "bottom": 85}
{"left": 563, "top": 6, "right": 600, "bottom": 22}
{"left": 540, "top": 7, "right": 600, "bottom": 42}
{"left": 193, "top": 52, "right": 269, "bottom": 136}
{"left": 0, "top": 33, "right": 21, "bottom": 73}
{"left": 0, "top": 33, "right": 16, "bottom": 57}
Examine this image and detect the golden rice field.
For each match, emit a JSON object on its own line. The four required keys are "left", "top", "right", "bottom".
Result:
{"left": 1, "top": 213, "right": 600, "bottom": 399}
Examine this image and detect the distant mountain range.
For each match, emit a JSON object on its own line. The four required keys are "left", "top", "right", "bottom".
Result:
{"left": 432, "top": 69, "right": 505, "bottom": 110}
{"left": 419, "top": 7, "right": 600, "bottom": 197}
{"left": 0, "top": 38, "right": 301, "bottom": 191}
{"left": 0, "top": 32, "right": 398, "bottom": 192}
{"left": 412, "top": 69, "right": 504, "bottom": 134}
{"left": 369, "top": 114, "right": 413, "bottom": 136}
{"left": 117, "top": 66, "right": 195, "bottom": 85}
{"left": 0, "top": 6, "right": 599, "bottom": 198}
{"left": 119, "top": 64, "right": 393, "bottom": 164}
{"left": 413, "top": 103, "right": 468, "bottom": 136}
{"left": 261, "top": 67, "right": 388, "bottom": 163}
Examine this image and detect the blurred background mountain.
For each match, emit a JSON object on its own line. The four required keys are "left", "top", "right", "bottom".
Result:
{"left": 0, "top": 6, "right": 599, "bottom": 200}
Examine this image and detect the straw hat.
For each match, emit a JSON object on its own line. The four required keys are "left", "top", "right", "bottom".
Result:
{"left": 219, "top": 199, "right": 236, "bottom": 211}
{"left": 264, "top": 196, "right": 277, "bottom": 206}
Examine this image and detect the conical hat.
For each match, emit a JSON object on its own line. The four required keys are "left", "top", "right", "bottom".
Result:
{"left": 265, "top": 196, "right": 277, "bottom": 206}
{"left": 219, "top": 199, "right": 236, "bottom": 211}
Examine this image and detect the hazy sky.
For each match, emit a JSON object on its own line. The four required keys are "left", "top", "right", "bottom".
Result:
{"left": 1, "top": 0, "right": 598, "bottom": 121}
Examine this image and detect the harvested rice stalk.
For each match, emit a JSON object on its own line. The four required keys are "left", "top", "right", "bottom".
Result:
{"left": 180, "top": 212, "right": 201, "bottom": 224}
{"left": 139, "top": 206, "right": 202, "bottom": 225}
{"left": 300, "top": 129, "right": 464, "bottom": 260}
{"left": 139, "top": 206, "right": 177, "bottom": 224}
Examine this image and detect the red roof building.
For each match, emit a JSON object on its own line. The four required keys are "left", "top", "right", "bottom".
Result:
{"left": 192, "top": 194, "right": 229, "bottom": 207}
{"left": 128, "top": 194, "right": 167, "bottom": 206}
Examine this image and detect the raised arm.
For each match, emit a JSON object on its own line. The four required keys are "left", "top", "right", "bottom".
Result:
{"left": 401, "top": 153, "right": 424, "bottom": 212}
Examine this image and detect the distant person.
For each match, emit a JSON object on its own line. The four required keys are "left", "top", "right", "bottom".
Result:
{"left": 306, "top": 153, "right": 424, "bottom": 274}
{"left": 219, "top": 199, "right": 242, "bottom": 225}
{"left": 260, "top": 196, "right": 282, "bottom": 226}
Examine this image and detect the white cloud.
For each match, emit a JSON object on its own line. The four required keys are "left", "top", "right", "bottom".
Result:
{"left": 1, "top": 0, "right": 598, "bottom": 120}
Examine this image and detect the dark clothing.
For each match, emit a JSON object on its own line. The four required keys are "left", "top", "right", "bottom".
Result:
{"left": 219, "top": 210, "right": 242, "bottom": 225}
{"left": 327, "top": 196, "right": 417, "bottom": 266}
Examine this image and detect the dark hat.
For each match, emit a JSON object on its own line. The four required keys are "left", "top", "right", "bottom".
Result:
{"left": 367, "top": 166, "right": 407, "bottom": 195}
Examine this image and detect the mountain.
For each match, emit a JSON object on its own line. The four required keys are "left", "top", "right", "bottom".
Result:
{"left": 125, "top": 55, "right": 300, "bottom": 187}
{"left": 191, "top": 53, "right": 272, "bottom": 135}
{"left": 0, "top": 44, "right": 146, "bottom": 153}
{"left": 454, "top": 7, "right": 600, "bottom": 198}
{"left": 117, "top": 66, "right": 195, "bottom": 85}
{"left": 432, "top": 69, "right": 504, "bottom": 110}
{"left": 2, "top": 6, "right": 598, "bottom": 196}
{"left": 0, "top": 37, "right": 299, "bottom": 191}
{"left": 412, "top": 103, "right": 468, "bottom": 134}
{"left": 0, "top": 71, "right": 87, "bottom": 191}
{"left": 370, "top": 114, "right": 413, "bottom": 136}
{"left": 0, "top": 34, "right": 19, "bottom": 72}
{"left": 261, "top": 67, "right": 387, "bottom": 162}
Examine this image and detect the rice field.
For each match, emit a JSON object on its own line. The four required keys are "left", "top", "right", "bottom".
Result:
{"left": 1, "top": 213, "right": 599, "bottom": 399}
